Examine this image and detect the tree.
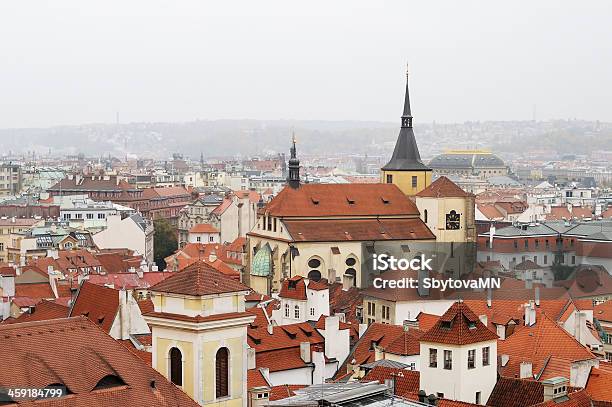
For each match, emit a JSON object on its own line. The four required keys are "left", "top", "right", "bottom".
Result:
{"left": 154, "top": 219, "right": 178, "bottom": 270}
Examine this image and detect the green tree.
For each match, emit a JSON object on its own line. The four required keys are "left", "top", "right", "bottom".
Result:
{"left": 154, "top": 219, "right": 178, "bottom": 270}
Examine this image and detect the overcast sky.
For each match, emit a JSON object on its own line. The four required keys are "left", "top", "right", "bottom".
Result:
{"left": 1, "top": 0, "right": 611, "bottom": 128}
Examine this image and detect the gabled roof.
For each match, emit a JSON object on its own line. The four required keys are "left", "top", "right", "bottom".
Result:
{"left": 498, "top": 310, "right": 596, "bottom": 380}
{"left": 69, "top": 281, "right": 119, "bottom": 333}
{"left": 5, "top": 300, "right": 68, "bottom": 324}
{"left": 585, "top": 367, "right": 612, "bottom": 402}
{"left": 0, "top": 317, "right": 199, "bottom": 406}
{"left": 279, "top": 276, "right": 307, "bottom": 300}
{"left": 416, "top": 176, "right": 472, "bottom": 198}
{"left": 419, "top": 302, "right": 497, "bottom": 345}
{"left": 150, "top": 260, "right": 249, "bottom": 296}
{"left": 264, "top": 183, "right": 420, "bottom": 218}
{"left": 594, "top": 299, "right": 612, "bottom": 322}
{"left": 188, "top": 223, "right": 219, "bottom": 234}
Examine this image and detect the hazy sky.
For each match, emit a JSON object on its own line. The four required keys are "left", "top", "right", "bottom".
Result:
{"left": 1, "top": 0, "right": 611, "bottom": 128}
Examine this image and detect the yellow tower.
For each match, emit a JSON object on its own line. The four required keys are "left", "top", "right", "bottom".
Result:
{"left": 145, "top": 261, "right": 254, "bottom": 407}
{"left": 381, "top": 68, "right": 432, "bottom": 195}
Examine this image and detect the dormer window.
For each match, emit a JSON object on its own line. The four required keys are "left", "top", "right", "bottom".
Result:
{"left": 441, "top": 321, "right": 452, "bottom": 329}
{"left": 346, "top": 197, "right": 355, "bottom": 205}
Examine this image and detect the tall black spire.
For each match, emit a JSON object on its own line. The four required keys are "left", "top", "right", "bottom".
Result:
{"left": 287, "top": 133, "right": 300, "bottom": 188}
{"left": 381, "top": 67, "right": 430, "bottom": 171}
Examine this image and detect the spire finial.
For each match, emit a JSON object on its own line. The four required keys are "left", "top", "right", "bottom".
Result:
{"left": 287, "top": 132, "right": 300, "bottom": 188}
{"left": 406, "top": 62, "right": 409, "bottom": 77}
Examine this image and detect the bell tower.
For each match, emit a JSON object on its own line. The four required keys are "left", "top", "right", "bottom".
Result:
{"left": 381, "top": 66, "right": 432, "bottom": 195}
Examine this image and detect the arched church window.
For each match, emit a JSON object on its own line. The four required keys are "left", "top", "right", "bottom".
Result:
{"left": 215, "top": 347, "right": 229, "bottom": 398}
{"left": 169, "top": 347, "right": 183, "bottom": 386}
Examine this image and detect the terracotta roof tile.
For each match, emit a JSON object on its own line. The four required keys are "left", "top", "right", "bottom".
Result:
{"left": 14, "top": 282, "right": 55, "bottom": 299}
{"left": 0, "top": 316, "right": 198, "bottom": 406}
{"left": 585, "top": 368, "right": 612, "bottom": 402}
{"left": 532, "top": 389, "right": 593, "bottom": 407}
{"left": 498, "top": 310, "right": 596, "bottom": 380}
{"left": 283, "top": 218, "right": 435, "bottom": 242}
{"left": 188, "top": 223, "right": 219, "bottom": 234}
{"left": 269, "top": 384, "right": 306, "bottom": 401}
{"left": 69, "top": 281, "right": 119, "bottom": 333}
{"left": 416, "top": 176, "right": 472, "bottom": 198}
{"left": 264, "top": 183, "right": 420, "bottom": 217}
{"left": 486, "top": 377, "right": 544, "bottom": 407}
{"left": 279, "top": 276, "right": 307, "bottom": 300}
{"left": 594, "top": 299, "right": 612, "bottom": 322}
{"left": 5, "top": 300, "right": 68, "bottom": 324}
{"left": 420, "top": 302, "right": 498, "bottom": 345}
{"left": 362, "top": 366, "right": 419, "bottom": 398}
{"left": 247, "top": 368, "right": 270, "bottom": 389}
{"left": 150, "top": 260, "right": 249, "bottom": 296}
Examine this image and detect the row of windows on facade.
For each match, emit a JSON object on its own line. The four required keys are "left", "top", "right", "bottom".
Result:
{"left": 365, "top": 302, "right": 390, "bottom": 321}
{"left": 385, "top": 174, "right": 419, "bottom": 188}
{"left": 62, "top": 213, "right": 107, "bottom": 220}
{"left": 428, "top": 347, "right": 490, "bottom": 370}
{"left": 485, "top": 238, "right": 574, "bottom": 250}
{"left": 284, "top": 303, "right": 317, "bottom": 319}
{"left": 259, "top": 215, "right": 280, "bottom": 233}
{"left": 169, "top": 347, "right": 230, "bottom": 399}
{"left": 485, "top": 254, "right": 577, "bottom": 267}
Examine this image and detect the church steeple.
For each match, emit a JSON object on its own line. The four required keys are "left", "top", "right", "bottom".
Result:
{"left": 380, "top": 66, "right": 432, "bottom": 196}
{"left": 287, "top": 133, "right": 300, "bottom": 189}
{"left": 381, "top": 66, "right": 429, "bottom": 172}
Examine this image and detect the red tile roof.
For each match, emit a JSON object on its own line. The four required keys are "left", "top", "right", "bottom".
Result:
{"left": 416, "top": 312, "right": 440, "bottom": 332}
{"left": 165, "top": 242, "right": 243, "bottom": 270}
{"left": 486, "top": 377, "right": 544, "bottom": 407}
{"left": 5, "top": 300, "right": 68, "bottom": 324}
{"left": 150, "top": 260, "right": 249, "bottom": 296}
{"left": 86, "top": 272, "right": 170, "bottom": 290}
{"left": 416, "top": 176, "right": 472, "bottom": 198}
{"left": 188, "top": 223, "right": 219, "bottom": 234}
{"left": 420, "top": 302, "right": 498, "bottom": 345}
{"left": 0, "top": 317, "right": 199, "bottom": 406}
{"left": 282, "top": 218, "right": 435, "bottom": 242}
{"left": 384, "top": 329, "right": 422, "bottom": 356}
{"left": 498, "top": 310, "right": 596, "bottom": 380}
{"left": 336, "top": 323, "right": 414, "bottom": 376}
{"left": 362, "top": 366, "right": 419, "bottom": 398}
{"left": 532, "top": 389, "right": 593, "bottom": 407}
{"left": 14, "top": 282, "right": 55, "bottom": 299}
{"left": 269, "top": 384, "right": 306, "bottom": 401}
{"left": 247, "top": 368, "right": 270, "bottom": 389}
{"left": 594, "top": 300, "right": 612, "bottom": 323}
{"left": 585, "top": 368, "right": 612, "bottom": 402}
{"left": 279, "top": 276, "right": 308, "bottom": 300}
{"left": 69, "top": 281, "right": 119, "bottom": 333}
{"left": 477, "top": 204, "right": 505, "bottom": 220}
{"left": 264, "top": 183, "right": 420, "bottom": 217}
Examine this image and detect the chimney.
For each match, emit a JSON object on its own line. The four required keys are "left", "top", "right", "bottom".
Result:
{"left": 374, "top": 345, "right": 384, "bottom": 361}
{"left": 300, "top": 342, "right": 311, "bottom": 363}
{"left": 487, "top": 285, "right": 492, "bottom": 308}
{"left": 247, "top": 347, "right": 256, "bottom": 370}
{"left": 574, "top": 311, "right": 583, "bottom": 345}
{"left": 418, "top": 390, "right": 427, "bottom": 403}
{"left": 208, "top": 251, "right": 217, "bottom": 262}
{"left": 501, "top": 354, "right": 509, "bottom": 367}
{"left": 427, "top": 394, "right": 438, "bottom": 406}
{"left": 520, "top": 361, "right": 533, "bottom": 379}
{"left": 479, "top": 314, "right": 488, "bottom": 327}
{"left": 342, "top": 274, "right": 353, "bottom": 291}
{"left": 542, "top": 377, "right": 568, "bottom": 402}
{"left": 524, "top": 301, "right": 536, "bottom": 326}
{"left": 267, "top": 322, "right": 273, "bottom": 335}
{"left": 403, "top": 319, "right": 419, "bottom": 331}
{"left": 417, "top": 267, "right": 430, "bottom": 297}
{"left": 535, "top": 287, "right": 540, "bottom": 307}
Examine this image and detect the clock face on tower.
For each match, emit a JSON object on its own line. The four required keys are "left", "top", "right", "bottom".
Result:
{"left": 445, "top": 210, "right": 461, "bottom": 230}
